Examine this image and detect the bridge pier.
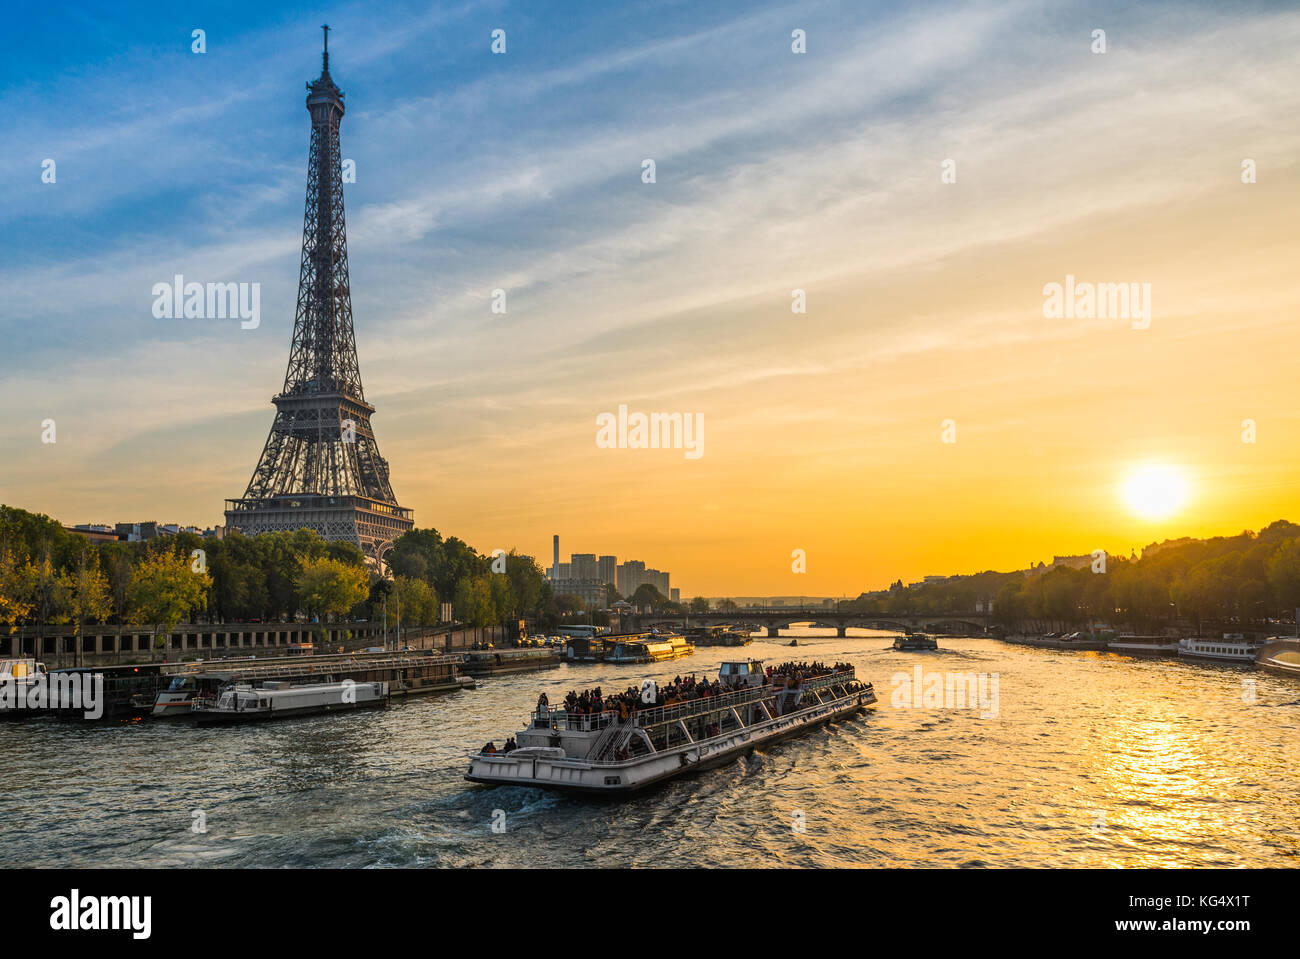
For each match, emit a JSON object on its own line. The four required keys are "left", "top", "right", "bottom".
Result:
{"left": 766, "top": 626, "right": 780, "bottom": 639}
{"left": 837, "top": 626, "right": 847, "bottom": 637}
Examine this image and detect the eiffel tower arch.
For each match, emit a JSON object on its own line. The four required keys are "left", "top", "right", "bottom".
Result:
{"left": 225, "top": 27, "right": 413, "bottom": 563}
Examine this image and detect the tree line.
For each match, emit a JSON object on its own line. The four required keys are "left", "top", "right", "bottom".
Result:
{"left": 0, "top": 505, "right": 561, "bottom": 645}
{"left": 843, "top": 520, "right": 1300, "bottom": 632}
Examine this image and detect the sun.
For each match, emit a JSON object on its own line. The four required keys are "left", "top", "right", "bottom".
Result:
{"left": 1121, "top": 464, "right": 1191, "bottom": 520}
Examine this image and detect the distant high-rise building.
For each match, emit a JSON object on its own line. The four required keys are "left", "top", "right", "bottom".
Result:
{"left": 570, "top": 553, "right": 597, "bottom": 581}
{"left": 597, "top": 555, "right": 617, "bottom": 586}
{"left": 670, "top": 588, "right": 680, "bottom": 603}
{"left": 617, "top": 560, "right": 646, "bottom": 596}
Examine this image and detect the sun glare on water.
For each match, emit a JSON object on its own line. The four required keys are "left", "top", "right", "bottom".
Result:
{"left": 1122, "top": 465, "right": 1191, "bottom": 520}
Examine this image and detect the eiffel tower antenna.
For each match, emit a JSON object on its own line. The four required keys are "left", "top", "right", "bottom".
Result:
{"left": 225, "top": 30, "right": 413, "bottom": 561}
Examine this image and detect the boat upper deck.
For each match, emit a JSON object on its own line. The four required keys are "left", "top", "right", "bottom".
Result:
{"left": 181, "top": 652, "right": 463, "bottom": 684}
{"left": 532, "top": 666, "right": 857, "bottom": 734}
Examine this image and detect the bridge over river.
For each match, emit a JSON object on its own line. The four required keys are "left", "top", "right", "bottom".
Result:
{"left": 629, "top": 608, "right": 993, "bottom": 638}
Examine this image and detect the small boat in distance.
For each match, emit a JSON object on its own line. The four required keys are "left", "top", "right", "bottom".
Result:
{"left": 1177, "top": 635, "right": 1258, "bottom": 664}
{"left": 893, "top": 634, "right": 939, "bottom": 651}
{"left": 193, "top": 679, "right": 388, "bottom": 725}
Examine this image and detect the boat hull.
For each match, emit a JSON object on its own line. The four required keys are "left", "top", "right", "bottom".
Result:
{"left": 466, "top": 688, "right": 875, "bottom": 796}
{"left": 195, "top": 697, "right": 386, "bottom": 725}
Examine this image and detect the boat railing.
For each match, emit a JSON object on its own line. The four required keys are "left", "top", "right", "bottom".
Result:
{"left": 177, "top": 653, "right": 462, "bottom": 683}
{"left": 531, "top": 668, "right": 856, "bottom": 732}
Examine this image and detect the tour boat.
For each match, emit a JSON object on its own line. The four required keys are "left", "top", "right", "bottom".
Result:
{"left": 465, "top": 659, "right": 876, "bottom": 795}
{"left": 1177, "top": 635, "right": 1258, "bottom": 663}
{"left": 193, "top": 679, "right": 388, "bottom": 725}
{"left": 893, "top": 634, "right": 939, "bottom": 651}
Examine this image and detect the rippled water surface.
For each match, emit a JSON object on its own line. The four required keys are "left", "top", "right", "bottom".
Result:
{"left": 3, "top": 629, "right": 1299, "bottom": 868}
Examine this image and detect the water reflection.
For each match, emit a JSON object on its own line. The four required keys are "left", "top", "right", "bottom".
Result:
{"left": 2, "top": 628, "right": 1298, "bottom": 867}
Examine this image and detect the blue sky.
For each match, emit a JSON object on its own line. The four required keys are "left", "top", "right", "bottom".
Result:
{"left": 3, "top": 1, "right": 1300, "bottom": 592}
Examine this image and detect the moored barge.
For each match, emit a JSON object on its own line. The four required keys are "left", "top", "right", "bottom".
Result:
{"left": 193, "top": 679, "right": 388, "bottom": 725}
{"left": 465, "top": 659, "right": 876, "bottom": 795}
{"left": 153, "top": 651, "right": 472, "bottom": 717}
{"left": 458, "top": 647, "right": 561, "bottom": 677}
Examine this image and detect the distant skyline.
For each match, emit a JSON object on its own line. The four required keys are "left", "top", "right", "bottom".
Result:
{"left": 4, "top": 1, "right": 1300, "bottom": 595}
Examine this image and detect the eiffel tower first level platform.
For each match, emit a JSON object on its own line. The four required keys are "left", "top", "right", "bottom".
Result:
{"left": 225, "top": 26, "right": 413, "bottom": 561}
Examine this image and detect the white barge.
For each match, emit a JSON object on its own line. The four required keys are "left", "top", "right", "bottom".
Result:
{"left": 466, "top": 660, "right": 876, "bottom": 796}
{"left": 193, "top": 679, "right": 388, "bottom": 725}
{"left": 1177, "top": 635, "right": 1258, "bottom": 663}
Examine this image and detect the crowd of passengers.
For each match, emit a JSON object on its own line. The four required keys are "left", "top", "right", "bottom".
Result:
{"left": 479, "top": 662, "right": 855, "bottom": 755}
{"left": 536, "top": 661, "right": 853, "bottom": 717}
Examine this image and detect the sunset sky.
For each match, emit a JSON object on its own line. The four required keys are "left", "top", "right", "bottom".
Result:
{"left": 2, "top": 0, "right": 1299, "bottom": 596}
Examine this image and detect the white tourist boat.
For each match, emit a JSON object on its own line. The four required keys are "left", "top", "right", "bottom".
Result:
{"left": 1177, "top": 634, "right": 1258, "bottom": 663}
{"left": 193, "top": 679, "right": 388, "bottom": 725}
{"left": 465, "top": 659, "right": 876, "bottom": 795}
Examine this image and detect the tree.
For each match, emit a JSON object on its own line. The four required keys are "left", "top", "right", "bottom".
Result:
{"left": 295, "top": 557, "right": 369, "bottom": 625}
{"left": 394, "top": 576, "right": 438, "bottom": 627}
{"left": 128, "top": 549, "right": 211, "bottom": 661}
{"left": 209, "top": 534, "right": 270, "bottom": 621}
{"left": 628, "top": 584, "right": 668, "bottom": 611}
{"left": 552, "top": 593, "right": 586, "bottom": 617}
{"left": 454, "top": 575, "right": 496, "bottom": 630}
{"left": 56, "top": 544, "right": 113, "bottom": 666}
{"left": 716, "top": 598, "right": 739, "bottom": 612}
{"left": 0, "top": 549, "right": 36, "bottom": 626}
{"left": 1267, "top": 539, "right": 1300, "bottom": 617}
{"left": 688, "top": 596, "right": 710, "bottom": 614}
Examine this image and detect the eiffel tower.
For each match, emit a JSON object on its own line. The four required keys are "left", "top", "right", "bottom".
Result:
{"left": 225, "top": 27, "right": 413, "bottom": 561}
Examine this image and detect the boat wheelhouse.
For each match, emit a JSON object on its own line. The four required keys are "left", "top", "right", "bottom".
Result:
{"left": 466, "top": 659, "right": 876, "bottom": 795}
{"left": 0, "top": 658, "right": 49, "bottom": 718}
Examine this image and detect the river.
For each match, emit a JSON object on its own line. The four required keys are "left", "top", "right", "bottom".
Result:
{"left": 3, "top": 627, "right": 1298, "bottom": 867}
